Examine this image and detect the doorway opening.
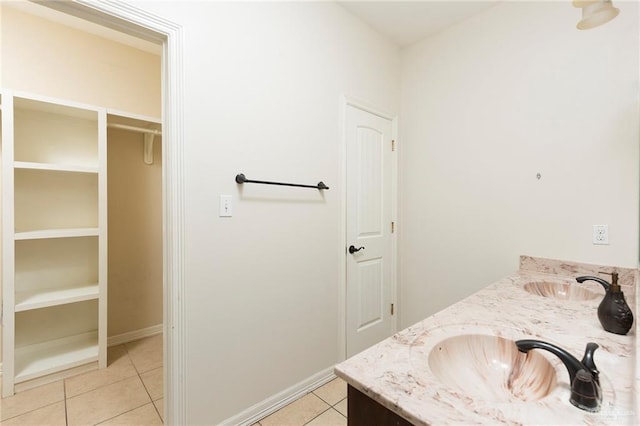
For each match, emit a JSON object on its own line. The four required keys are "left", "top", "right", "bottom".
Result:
{"left": 1, "top": 1, "right": 185, "bottom": 423}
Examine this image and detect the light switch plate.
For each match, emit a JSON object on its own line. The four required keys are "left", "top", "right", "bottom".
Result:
{"left": 219, "top": 195, "right": 233, "bottom": 217}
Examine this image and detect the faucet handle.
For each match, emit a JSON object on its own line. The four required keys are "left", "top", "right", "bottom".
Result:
{"left": 580, "top": 342, "right": 600, "bottom": 382}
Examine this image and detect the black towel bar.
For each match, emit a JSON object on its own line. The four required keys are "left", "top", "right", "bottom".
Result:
{"left": 235, "top": 173, "right": 329, "bottom": 190}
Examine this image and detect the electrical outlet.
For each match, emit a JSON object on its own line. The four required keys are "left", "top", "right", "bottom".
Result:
{"left": 593, "top": 225, "right": 609, "bottom": 245}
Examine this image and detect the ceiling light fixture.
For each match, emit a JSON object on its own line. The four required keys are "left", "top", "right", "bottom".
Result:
{"left": 573, "top": 0, "right": 620, "bottom": 30}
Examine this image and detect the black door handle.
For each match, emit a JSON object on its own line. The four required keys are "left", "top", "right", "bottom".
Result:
{"left": 348, "top": 245, "right": 365, "bottom": 254}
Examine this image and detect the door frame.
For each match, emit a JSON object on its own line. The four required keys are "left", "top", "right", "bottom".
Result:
{"left": 339, "top": 96, "right": 398, "bottom": 360}
{"left": 33, "top": 1, "right": 186, "bottom": 424}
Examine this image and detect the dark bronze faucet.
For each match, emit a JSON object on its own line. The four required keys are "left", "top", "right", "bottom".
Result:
{"left": 516, "top": 340, "right": 601, "bottom": 412}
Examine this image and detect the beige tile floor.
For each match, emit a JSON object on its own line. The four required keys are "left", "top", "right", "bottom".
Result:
{"left": 1, "top": 335, "right": 164, "bottom": 426}
{"left": 254, "top": 378, "right": 348, "bottom": 426}
{"left": 1, "top": 334, "right": 347, "bottom": 426}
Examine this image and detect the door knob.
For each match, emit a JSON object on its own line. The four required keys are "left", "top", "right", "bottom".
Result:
{"left": 348, "top": 245, "right": 365, "bottom": 254}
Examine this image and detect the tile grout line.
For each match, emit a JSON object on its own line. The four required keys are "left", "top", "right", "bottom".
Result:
{"left": 95, "top": 341, "right": 160, "bottom": 424}
{"left": 66, "top": 374, "right": 138, "bottom": 400}
{"left": 64, "top": 378, "right": 69, "bottom": 426}
{"left": 127, "top": 338, "right": 164, "bottom": 424}
{"left": 334, "top": 406, "right": 347, "bottom": 420}
{"left": 86, "top": 348, "right": 159, "bottom": 426}
{"left": 301, "top": 390, "right": 345, "bottom": 425}
{"left": 312, "top": 392, "right": 347, "bottom": 410}
{"left": 302, "top": 406, "right": 342, "bottom": 426}
{"left": 312, "top": 391, "right": 333, "bottom": 407}
{"left": 151, "top": 398, "right": 164, "bottom": 424}
{"left": 333, "top": 396, "right": 347, "bottom": 418}
{"left": 92, "top": 401, "right": 154, "bottom": 425}
{"left": 139, "top": 362, "right": 164, "bottom": 424}
{"left": 310, "top": 387, "right": 348, "bottom": 419}
{"left": 0, "top": 398, "right": 66, "bottom": 423}
{"left": 86, "top": 343, "right": 151, "bottom": 425}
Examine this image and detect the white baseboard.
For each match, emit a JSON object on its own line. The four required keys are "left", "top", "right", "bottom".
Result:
{"left": 220, "top": 366, "right": 337, "bottom": 426}
{"left": 107, "top": 324, "right": 163, "bottom": 347}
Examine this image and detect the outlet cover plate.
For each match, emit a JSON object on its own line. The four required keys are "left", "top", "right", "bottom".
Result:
{"left": 593, "top": 224, "right": 609, "bottom": 245}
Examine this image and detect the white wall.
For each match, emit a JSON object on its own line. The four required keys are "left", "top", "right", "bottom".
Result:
{"left": 107, "top": 130, "right": 163, "bottom": 338}
{"left": 0, "top": 5, "right": 160, "bottom": 117}
{"left": 399, "top": 1, "right": 639, "bottom": 327}
{"left": 128, "top": 1, "right": 399, "bottom": 424}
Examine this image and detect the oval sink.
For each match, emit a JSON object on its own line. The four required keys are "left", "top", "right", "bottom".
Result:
{"left": 523, "top": 281, "right": 599, "bottom": 301}
{"left": 428, "top": 334, "right": 557, "bottom": 402}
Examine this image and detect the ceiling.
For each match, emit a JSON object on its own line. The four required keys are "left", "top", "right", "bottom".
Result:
{"left": 9, "top": 1, "right": 499, "bottom": 52}
{"left": 338, "top": 1, "right": 500, "bottom": 47}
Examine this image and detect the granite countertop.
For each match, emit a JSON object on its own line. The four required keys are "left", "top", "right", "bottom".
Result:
{"left": 334, "top": 256, "right": 638, "bottom": 425}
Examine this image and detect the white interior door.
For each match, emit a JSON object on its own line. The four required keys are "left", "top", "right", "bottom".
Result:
{"left": 345, "top": 104, "right": 394, "bottom": 358}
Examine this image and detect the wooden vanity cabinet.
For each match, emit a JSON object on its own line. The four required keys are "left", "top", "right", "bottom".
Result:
{"left": 348, "top": 385, "right": 415, "bottom": 426}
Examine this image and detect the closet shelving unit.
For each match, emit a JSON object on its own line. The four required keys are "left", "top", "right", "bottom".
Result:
{"left": 1, "top": 90, "right": 107, "bottom": 397}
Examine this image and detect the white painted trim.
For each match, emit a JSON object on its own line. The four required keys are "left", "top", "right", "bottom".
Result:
{"left": 98, "top": 107, "right": 108, "bottom": 370}
{"left": 33, "top": 1, "right": 187, "bottom": 423}
{"left": 344, "top": 95, "right": 396, "bottom": 121}
{"left": 338, "top": 97, "right": 348, "bottom": 363}
{"left": 339, "top": 95, "right": 399, "bottom": 361}
{"left": 2, "top": 91, "right": 16, "bottom": 398}
{"left": 220, "top": 367, "right": 336, "bottom": 426}
{"left": 107, "top": 324, "right": 163, "bottom": 347}
{"left": 390, "top": 116, "right": 399, "bottom": 333}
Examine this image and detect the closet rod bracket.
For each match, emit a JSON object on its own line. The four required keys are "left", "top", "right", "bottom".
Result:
{"left": 143, "top": 133, "right": 155, "bottom": 165}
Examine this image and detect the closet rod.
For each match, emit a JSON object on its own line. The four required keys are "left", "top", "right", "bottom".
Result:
{"left": 107, "top": 123, "right": 162, "bottom": 135}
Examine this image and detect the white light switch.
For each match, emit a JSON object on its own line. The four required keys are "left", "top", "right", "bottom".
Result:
{"left": 219, "top": 195, "right": 233, "bottom": 217}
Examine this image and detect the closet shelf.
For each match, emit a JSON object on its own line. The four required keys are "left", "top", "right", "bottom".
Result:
{"left": 15, "top": 228, "right": 99, "bottom": 240}
{"left": 15, "top": 284, "right": 99, "bottom": 312}
{"left": 14, "top": 161, "right": 98, "bottom": 174}
{"left": 14, "top": 331, "right": 99, "bottom": 383}
{"left": 15, "top": 96, "right": 100, "bottom": 120}
{"left": 3, "top": 91, "right": 107, "bottom": 398}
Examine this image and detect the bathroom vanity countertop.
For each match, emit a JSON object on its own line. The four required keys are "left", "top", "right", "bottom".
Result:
{"left": 334, "top": 256, "right": 638, "bottom": 425}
